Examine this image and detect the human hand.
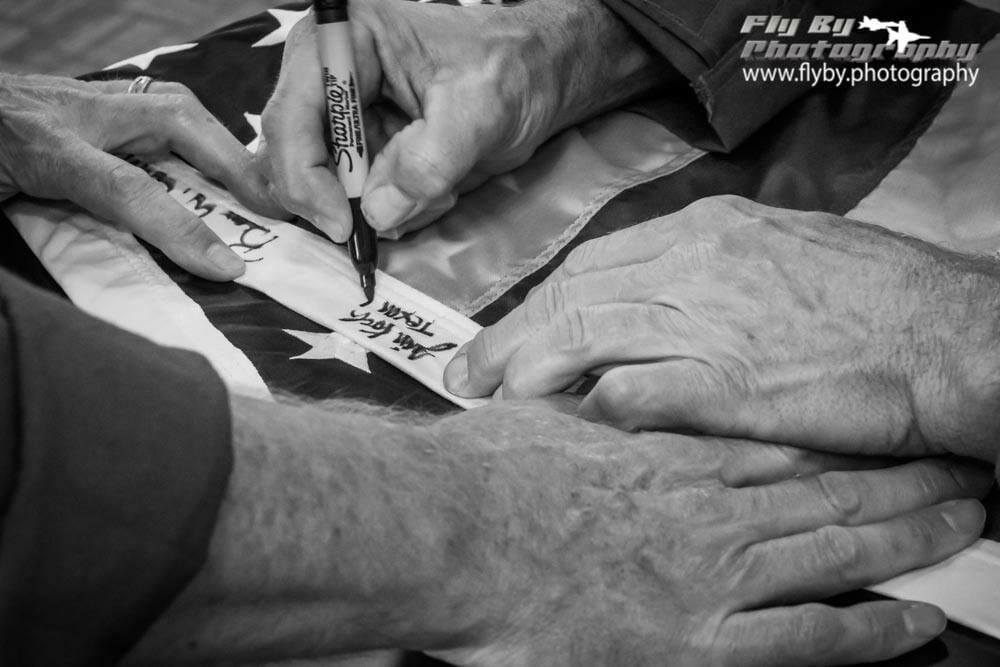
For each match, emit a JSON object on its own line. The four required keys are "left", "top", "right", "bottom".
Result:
{"left": 445, "top": 196, "right": 1000, "bottom": 466}
{"left": 424, "top": 403, "right": 992, "bottom": 666}
{"left": 125, "top": 395, "right": 990, "bottom": 665}
{"left": 258, "top": 0, "right": 669, "bottom": 241}
{"left": 0, "top": 73, "right": 282, "bottom": 280}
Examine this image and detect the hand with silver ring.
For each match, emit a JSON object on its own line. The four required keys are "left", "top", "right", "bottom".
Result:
{"left": 126, "top": 75, "right": 155, "bottom": 95}
{"left": 0, "top": 72, "right": 283, "bottom": 280}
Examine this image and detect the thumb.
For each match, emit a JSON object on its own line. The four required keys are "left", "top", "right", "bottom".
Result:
{"left": 362, "top": 86, "right": 497, "bottom": 232}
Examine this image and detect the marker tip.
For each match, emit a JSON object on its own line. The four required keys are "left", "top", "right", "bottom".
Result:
{"left": 360, "top": 273, "right": 376, "bottom": 306}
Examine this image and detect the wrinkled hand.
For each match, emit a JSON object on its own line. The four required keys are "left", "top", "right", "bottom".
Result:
{"left": 0, "top": 73, "right": 281, "bottom": 280}
{"left": 445, "top": 196, "right": 1000, "bottom": 465}
{"left": 427, "top": 403, "right": 991, "bottom": 666}
{"left": 259, "top": 0, "right": 667, "bottom": 240}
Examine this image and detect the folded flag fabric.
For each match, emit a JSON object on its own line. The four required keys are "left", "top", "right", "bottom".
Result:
{"left": 2, "top": 0, "right": 1000, "bottom": 658}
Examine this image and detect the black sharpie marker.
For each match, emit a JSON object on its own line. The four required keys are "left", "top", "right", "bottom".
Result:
{"left": 313, "top": 0, "right": 377, "bottom": 304}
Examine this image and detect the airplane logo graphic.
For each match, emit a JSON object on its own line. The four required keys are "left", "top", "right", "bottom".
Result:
{"left": 859, "top": 16, "right": 931, "bottom": 52}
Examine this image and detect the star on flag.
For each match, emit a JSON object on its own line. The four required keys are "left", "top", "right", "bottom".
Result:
{"left": 284, "top": 329, "right": 371, "bottom": 374}
{"left": 104, "top": 43, "right": 198, "bottom": 71}
{"left": 252, "top": 8, "right": 311, "bottom": 48}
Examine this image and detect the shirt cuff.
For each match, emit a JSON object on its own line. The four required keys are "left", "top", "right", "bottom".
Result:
{"left": 601, "top": 0, "right": 814, "bottom": 151}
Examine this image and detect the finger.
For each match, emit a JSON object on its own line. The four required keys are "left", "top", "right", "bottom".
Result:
{"left": 261, "top": 19, "right": 353, "bottom": 241}
{"left": 365, "top": 99, "right": 410, "bottom": 158}
{"left": 716, "top": 601, "right": 946, "bottom": 667}
{"left": 714, "top": 440, "right": 898, "bottom": 487}
{"left": 742, "top": 499, "right": 985, "bottom": 607}
{"left": 547, "top": 198, "right": 744, "bottom": 282}
{"left": 377, "top": 191, "right": 458, "bottom": 239}
{"left": 84, "top": 79, "right": 283, "bottom": 218}
{"left": 734, "top": 458, "right": 993, "bottom": 539}
{"left": 87, "top": 79, "right": 188, "bottom": 95}
{"left": 578, "top": 355, "right": 924, "bottom": 457}
{"left": 445, "top": 278, "right": 681, "bottom": 398}
{"left": 95, "top": 92, "right": 284, "bottom": 220}
{"left": 499, "top": 304, "right": 707, "bottom": 399}
{"left": 362, "top": 82, "right": 503, "bottom": 232}
{"left": 57, "top": 138, "right": 244, "bottom": 280}
{"left": 578, "top": 359, "right": 742, "bottom": 433}
{"left": 443, "top": 272, "right": 624, "bottom": 397}
{"left": 548, "top": 220, "right": 677, "bottom": 282}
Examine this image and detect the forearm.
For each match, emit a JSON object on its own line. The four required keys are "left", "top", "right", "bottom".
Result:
{"left": 126, "top": 395, "right": 474, "bottom": 664}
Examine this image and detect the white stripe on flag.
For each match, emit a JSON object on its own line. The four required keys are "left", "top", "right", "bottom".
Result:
{"left": 872, "top": 539, "right": 1000, "bottom": 639}
{"left": 6, "top": 198, "right": 272, "bottom": 401}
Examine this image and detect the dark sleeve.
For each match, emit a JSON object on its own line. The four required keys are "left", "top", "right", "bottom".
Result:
{"left": 0, "top": 267, "right": 233, "bottom": 666}
{"left": 600, "top": 0, "right": 900, "bottom": 151}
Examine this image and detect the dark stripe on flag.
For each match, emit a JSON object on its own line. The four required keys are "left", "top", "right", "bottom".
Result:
{"left": 146, "top": 240, "right": 457, "bottom": 412}
{"left": 0, "top": 210, "right": 65, "bottom": 297}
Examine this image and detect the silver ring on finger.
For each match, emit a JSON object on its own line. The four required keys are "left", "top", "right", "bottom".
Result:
{"left": 126, "top": 75, "right": 155, "bottom": 95}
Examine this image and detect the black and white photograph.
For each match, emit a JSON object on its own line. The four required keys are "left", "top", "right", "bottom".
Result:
{"left": 1, "top": 1, "right": 999, "bottom": 665}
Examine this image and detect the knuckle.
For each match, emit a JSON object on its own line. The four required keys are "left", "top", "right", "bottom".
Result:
{"left": 712, "top": 194, "right": 749, "bottom": 209}
{"left": 395, "top": 144, "right": 453, "bottom": 199}
{"left": 285, "top": 16, "right": 314, "bottom": 48}
{"left": 562, "top": 240, "right": 598, "bottom": 276}
{"left": 155, "top": 81, "right": 193, "bottom": 97}
{"left": 593, "top": 370, "right": 640, "bottom": 417}
{"left": 106, "top": 161, "right": 154, "bottom": 208}
{"left": 501, "top": 365, "right": 534, "bottom": 399}
{"left": 260, "top": 103, "right": 283, "bottom": 138}
{"left": 815, "top": 472, "right": 863, "bottom": 522}
{"left": 589, "top": 370, "right": 653, "bottom": 431}
{"left": 673, "top": 488, "right": 736, "bottom": 525}
{"left": 172, "top": 82, "right": 195, "bottom": 98}
{"left": 554, "top": 309, "right": 591, "bottom": 355}
{"left": 526, "top": 282, "right": 565, "bottom": 326}
{"left": 466, "top": 333, "right": 502, "bottom": 379}
{"left": 855, "top": 604, "right": 892, "bottom": 651}
{"left": 815, "top": 525, "right": 863, "bottom": 574}
{"left": 271, "top": 172, "right": 310, "bottom": 211}
{"left": 900, "top": 515, "right": 940, "bottom": 555}
{"left": 793, "top": 604, "right": 844, "bottom": 654}
{"left": 161, "top": 92, "right": 194, "bottom": 115}
{"left": 167, "top": 92, "right": 205, "bottom": 126}
{"left": 168, "top": 217, "right": 209, "bottom": 247}
{"left": 688, "top": 194, "right": 759, "bottom": 231}
{"left": 912, "top": 462, "right": 948, "bottom": 499}
{"left": 686, "top": 196, "right": 721, "bottom": 215}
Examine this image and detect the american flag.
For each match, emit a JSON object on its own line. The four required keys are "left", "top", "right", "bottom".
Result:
{"left": 1, "top": 1, "right": 1000, "bottom": 663}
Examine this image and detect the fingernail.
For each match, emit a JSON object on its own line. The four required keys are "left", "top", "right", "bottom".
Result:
{"left": 310, "top": 214, "right": 349, "bottom": 243}
{"left": 207, "top": 243, "right": 245, "bottom": 276}
{"left": 443, "top": 349, "right": 469, "bottom": 395}
{"left": 903, "top": 604, "right": 946, "bottom": 638}
{"left": 364, "top": 185, "right": 416, "bottom": 231}
{"left": 942, "top": 500, "right": 985, "bottom": 533}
